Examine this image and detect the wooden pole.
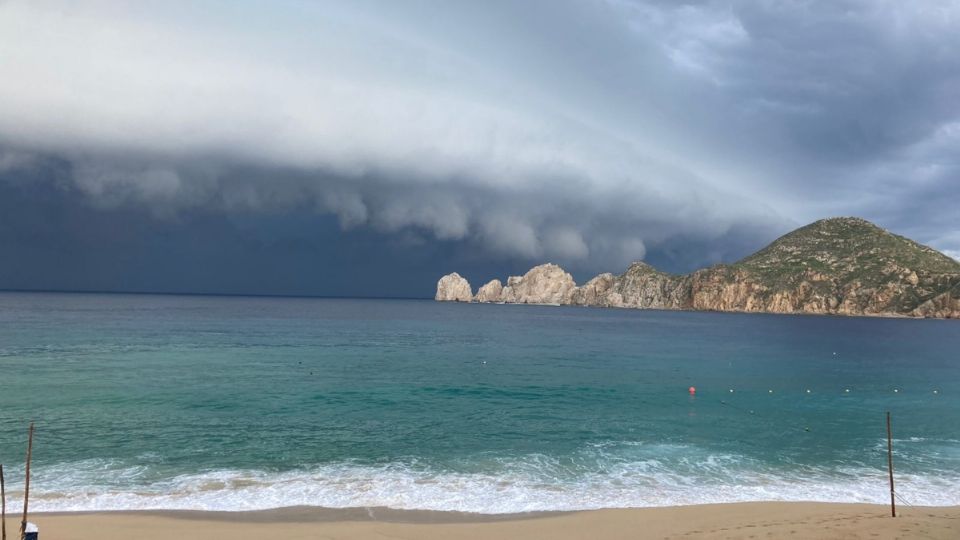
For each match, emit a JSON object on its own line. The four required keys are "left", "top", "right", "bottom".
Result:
{"left": 886, "top": 412, "right": 896, "bottom": 518}
{"left": 2, "top": 463, "right": 7, "bottom": 540}
{"left": 20, "top": 423, "right": 33, "bottom": 540}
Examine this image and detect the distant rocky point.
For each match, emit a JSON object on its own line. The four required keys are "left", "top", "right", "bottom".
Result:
{"left": 435, "top": 217, "right": 960, "bottom": 319}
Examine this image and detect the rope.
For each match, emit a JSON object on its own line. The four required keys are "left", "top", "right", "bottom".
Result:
{"left": 894, "top": 490, "right": 915, "bottom": 507}
{"left": 715, "top": 398, "right": 815, "bottom": 437}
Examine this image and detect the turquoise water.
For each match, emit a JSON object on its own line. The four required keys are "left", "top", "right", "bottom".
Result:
{"left": 0, "top": 292, "right": 958, "bottom": 512}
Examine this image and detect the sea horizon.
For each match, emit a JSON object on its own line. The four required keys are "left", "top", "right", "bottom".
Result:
{"left": 0, "top": 288, "right": 435, "bottom": 302}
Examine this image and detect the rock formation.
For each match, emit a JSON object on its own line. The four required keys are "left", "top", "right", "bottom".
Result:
{"left": 569, "top": 273, "right": 616, "bottom": 306}
{"left": 474, "top": 279, "right": 503, "bottom": 303}
{"left": 435, "top": 272, "right": 473, "bottom": 302}
{"left": 435, "top": 217, "right": 960, "bottom": 319}
{"left": 499, "top": 264, "right": 577, "bottom": 304}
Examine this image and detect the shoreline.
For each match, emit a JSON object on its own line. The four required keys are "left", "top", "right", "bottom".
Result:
{"left": 35, "top": 505, "right": 565, "bottom": 524}
{"left": 443, "top": 297, "right": 953, "bottom": 320}
{"left": 27, "top": 502, "right": 960, "bottom": 539}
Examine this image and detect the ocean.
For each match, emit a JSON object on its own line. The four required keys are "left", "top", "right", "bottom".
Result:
{"left": 0, "top": 291, "right": 958, "bottom": 513}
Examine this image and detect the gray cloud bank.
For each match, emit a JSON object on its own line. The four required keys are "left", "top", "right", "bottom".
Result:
{"left": 1, "top": 1, "right": 958, "bottom": 295}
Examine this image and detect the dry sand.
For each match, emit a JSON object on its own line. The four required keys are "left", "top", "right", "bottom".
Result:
{"left": 23, "top": 502, "right": 960, "bottom": 539}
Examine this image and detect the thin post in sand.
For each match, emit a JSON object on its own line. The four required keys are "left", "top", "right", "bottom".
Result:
{"left": 20, "top": 423, "right": 34, "bottom": 540}
{"left": 886, "top": 412, "right": 895, "bottom": 518}
{"left": 2, "top": 462, "right": 7, "bottom": 540}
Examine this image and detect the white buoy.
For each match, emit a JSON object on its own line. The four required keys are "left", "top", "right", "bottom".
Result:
{"left": 768, "top": 389, "right": 774, "bottom": 394}
{"left": 845, "top": 388, "right": 850, "bottom": 393}
{"left": 729, "top": 389, "right": 734, "bottom": 393}
{"left": 894, "top": 388, "right": 899, "bottom": 393}
{"left": 933, "top": 389, "right": 939, "bottom": 394}
{"left": 806, "top": 389, "right": 811, "bottom": 394}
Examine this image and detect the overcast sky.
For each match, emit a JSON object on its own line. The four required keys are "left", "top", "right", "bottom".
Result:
{"left": 1, "top": 0, "right": 958, "bottom": 297}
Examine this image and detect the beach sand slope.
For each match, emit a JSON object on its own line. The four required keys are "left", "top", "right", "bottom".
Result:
{"left": 32, "top": 502, "right": 960, "bottom": 539}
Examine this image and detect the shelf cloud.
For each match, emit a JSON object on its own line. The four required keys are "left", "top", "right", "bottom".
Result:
{"left": 1, "top": 1, "right": 958, "bottom": 294}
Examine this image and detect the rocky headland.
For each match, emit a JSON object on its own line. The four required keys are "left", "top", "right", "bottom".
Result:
{"left": 435, "top": 217, "right": 960, "bottom": 318}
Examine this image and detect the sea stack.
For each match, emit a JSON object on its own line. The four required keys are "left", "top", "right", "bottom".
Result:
{"left": 474, "top": 279, "right": 504, "bottom": 303}
{"left": 435, "top": 272, "right": 473, "bottom": 302}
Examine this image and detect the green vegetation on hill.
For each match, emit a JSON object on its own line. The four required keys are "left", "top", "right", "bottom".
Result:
{"left": 734, "top": 217, "right": 960, "bottom": 291}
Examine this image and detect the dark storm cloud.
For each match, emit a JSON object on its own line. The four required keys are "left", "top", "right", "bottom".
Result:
{"left": 0, "top": 0, "right": 958, "bottom": 296}
{"left": 0, "top": 156, "right": 536, "bottom": 297}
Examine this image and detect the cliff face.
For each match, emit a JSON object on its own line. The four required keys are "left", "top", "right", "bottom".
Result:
{"left": 435, "top": 218, "right": 960, "bottom": 319}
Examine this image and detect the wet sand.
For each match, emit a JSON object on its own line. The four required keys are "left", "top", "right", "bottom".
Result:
{"left": 27, "top": 502, "right": 960, "bottom": 539}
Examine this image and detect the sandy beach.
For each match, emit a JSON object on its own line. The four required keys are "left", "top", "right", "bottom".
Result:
{"left": 24, "top": 502, "right": 960, "bottom": 539}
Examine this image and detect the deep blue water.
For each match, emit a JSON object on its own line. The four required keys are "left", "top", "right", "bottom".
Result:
{"left": 0, "top": 292, "right": 957, "bottom": 512}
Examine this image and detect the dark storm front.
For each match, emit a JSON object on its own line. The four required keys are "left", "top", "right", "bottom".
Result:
{"left": 0, "top": 292, "right": 957, "bottom": 512}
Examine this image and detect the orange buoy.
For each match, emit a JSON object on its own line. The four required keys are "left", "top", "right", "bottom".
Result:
{"left": 688, "top": 386, "right": 696, "bottom": 395}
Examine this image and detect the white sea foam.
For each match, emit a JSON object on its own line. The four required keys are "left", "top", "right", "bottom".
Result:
{"left": 5, "top": 443, "right": 959, "bottom": 513}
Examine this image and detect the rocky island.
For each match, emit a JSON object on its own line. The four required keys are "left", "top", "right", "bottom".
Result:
{"left": 435, "top": 217, "right": 960, "bottom": 318}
